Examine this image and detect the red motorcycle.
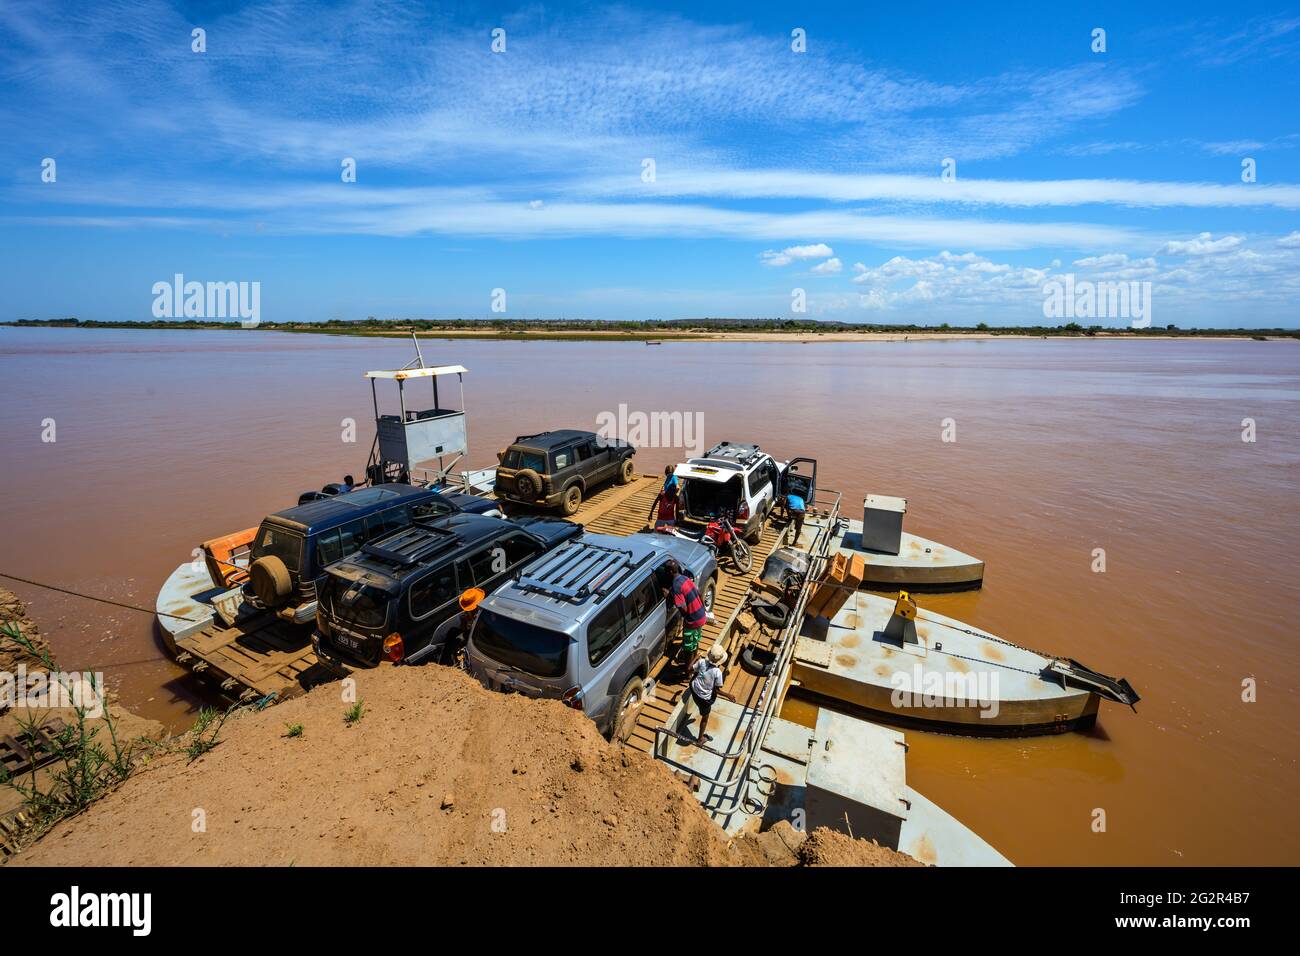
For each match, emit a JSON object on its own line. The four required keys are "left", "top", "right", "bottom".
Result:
{"left": 701, "top": 510, "right": 752, "bottom": 574}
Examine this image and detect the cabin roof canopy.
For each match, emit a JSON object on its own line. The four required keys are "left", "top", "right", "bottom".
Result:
{"left": 364, "top": 365, "right": 468, "bottom": 381}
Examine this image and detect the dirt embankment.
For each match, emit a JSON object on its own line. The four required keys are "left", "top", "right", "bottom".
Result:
{"left": 1, "top": 587, "right": 164, "bottom": 836}
{"left": 14, "top": 661, "right": 916, "bottom": 867}
{"left": 0, "top": 588, "right": 52, "bottom": 674}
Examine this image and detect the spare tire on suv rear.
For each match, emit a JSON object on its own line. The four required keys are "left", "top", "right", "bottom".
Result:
{"left": 250, "top": 556, "right": 293, "bottom": 607}
{"left": 514, "top": 469, "right": 543, "bottom": 499}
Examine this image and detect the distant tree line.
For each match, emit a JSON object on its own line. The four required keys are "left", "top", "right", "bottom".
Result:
{"left": 4, "top": 317, "right": 1296, "bottom": 338}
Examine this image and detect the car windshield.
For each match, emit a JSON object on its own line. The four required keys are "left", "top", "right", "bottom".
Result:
{"left": 504, "top": 448, "right": 547, "bottom": 471}
{"left": 322, "top": 577, "right": 389, "bottom": 629}
{"left": 252, "top": 524, "right": 303, "bottom": 572}
{"left": 474, "top": 610, "right": 569, "bottom": 678}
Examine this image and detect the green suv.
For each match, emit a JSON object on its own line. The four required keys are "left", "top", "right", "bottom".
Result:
{"left": 495, "top": 429, "right": 636, "bottom": 516}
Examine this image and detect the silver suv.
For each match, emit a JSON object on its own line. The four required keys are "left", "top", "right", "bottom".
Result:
{"left": 465, "top": 532, "right": 717, "bottom": 742}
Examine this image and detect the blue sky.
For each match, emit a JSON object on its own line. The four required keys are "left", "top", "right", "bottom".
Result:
{"left": 2, "top": 0, "right": 1298, "bottom": 327}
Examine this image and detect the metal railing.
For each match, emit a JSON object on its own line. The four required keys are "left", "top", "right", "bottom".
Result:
{"left": 652, "top": 489, "right": 842, "bottom": 815}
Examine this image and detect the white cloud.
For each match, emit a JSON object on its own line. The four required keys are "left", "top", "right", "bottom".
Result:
{"left": 760, "top": 243, "right": 834, "bottom": 266}
{"left": 584, "top": 169, "right": 1300, "bottom": 209}
{"left": 831, "top": 239, "right": 1300, "bottom": 322}
{"left": 1074, "top": 253, "right": 1130, "bottom": 268}
{"left": 1159, "top": 232, "right": 1246, "bottom": 256}
{"left": 811, "top": 257, "right": 843, "bottom": 275}
{"left": 1277, "top": 231, "right": 1300, "bottom": 248}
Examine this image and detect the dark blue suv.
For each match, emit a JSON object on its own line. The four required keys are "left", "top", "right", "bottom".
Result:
{"left": 244, "top": 483, "right": 499, "bottom": 624}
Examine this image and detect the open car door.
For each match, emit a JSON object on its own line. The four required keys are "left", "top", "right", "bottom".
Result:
{"left": 781, "top": 457, "right": 817, "bottom": 506}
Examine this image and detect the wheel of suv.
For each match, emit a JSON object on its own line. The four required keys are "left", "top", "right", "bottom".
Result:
{"left": 615, "top": 457, "right": 635, "bottom": 485}
{"left": 612, "top": 676, "right": 646, "bottom": 744}
{"left": 515, "top": 469, "right": 543, "bottom": 500}
{"left": 702, "top": 577, "right": 716, "bottom": 616}
{"left": 561, "top": 484, "right": 583, "bottom": 516}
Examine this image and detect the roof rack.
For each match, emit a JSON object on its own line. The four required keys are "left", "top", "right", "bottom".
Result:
{"left": 360, "top": 523, "right": 459, "bottom": 566}
{"left": 704, "top": 441, "right": 763, "bottom": 466}
{"left": 515, "top": 541, "right": 645, "bottom": 601}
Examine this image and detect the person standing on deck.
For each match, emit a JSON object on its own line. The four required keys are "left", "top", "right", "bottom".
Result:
{"left": 647, "top": 481, "right": 679, "bottom": 531}
{"left": 662, "top": 559, "right": 708, "bottom": 656}
{"left": 661, "top": 465, "right": 679, "bottom": 495}
{"left": 685, "top": 643, "right": 734, "bottom": 746}
{"left": 784, "top": 492, "right": 807, "bottom": 545}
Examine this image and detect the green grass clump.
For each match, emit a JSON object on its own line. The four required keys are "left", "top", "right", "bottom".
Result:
{"left": 343, "top": 701, "right": 365, "bottom": 726}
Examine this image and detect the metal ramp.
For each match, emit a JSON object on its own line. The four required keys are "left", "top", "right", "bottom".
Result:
{"left": 173, "top": 613, "right": 328, "bottom": 704}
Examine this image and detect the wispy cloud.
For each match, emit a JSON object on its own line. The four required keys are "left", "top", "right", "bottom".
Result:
{"left": 1183, "top": 14, "right": 1300, "bottom": 66}
{"left": 590, "top": 169, "right": 1300, "bottom": 209}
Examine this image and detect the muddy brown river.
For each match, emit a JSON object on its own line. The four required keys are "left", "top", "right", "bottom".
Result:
{"left": 1, "top": 327, "right": 1296, "bottom": 866}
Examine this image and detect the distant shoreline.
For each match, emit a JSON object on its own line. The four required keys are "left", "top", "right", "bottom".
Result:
{"left": 4, "top": 321, "right": 1296, "bottom": 343}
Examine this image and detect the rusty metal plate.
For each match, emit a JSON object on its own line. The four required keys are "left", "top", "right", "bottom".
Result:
{"left": 793, "top": 636, "right": 832, "bottom": 669}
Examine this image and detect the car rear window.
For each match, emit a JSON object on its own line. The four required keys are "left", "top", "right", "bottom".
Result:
{"left": 253, "top": 524, "right": 303, "bottom": 573}
{"left": 322, "top": 577, "right": 390, "bottom": 629}
{"left": 474, "top": 610, "right": 569, "bottom": 679}
{"left": 504, "top": 448, "right": 546, "bottom": 471}
{"left": 682, "top": 475, "right": 742, "bottom": 519}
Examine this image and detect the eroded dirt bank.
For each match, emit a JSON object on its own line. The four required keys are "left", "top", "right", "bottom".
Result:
{"left": 14, "top": 661, "right": 916, "bottom": 867}
{"left": 1, "top": 587, "right": 164, "bottom": 856}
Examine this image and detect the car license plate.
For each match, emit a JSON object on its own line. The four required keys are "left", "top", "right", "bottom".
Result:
{"left": 335, "top": 633, "right": 360, "bottom": 650}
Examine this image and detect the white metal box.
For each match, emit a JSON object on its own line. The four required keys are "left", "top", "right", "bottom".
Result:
{"left": 862, "top": 494, "right": 907, "bottom": 554}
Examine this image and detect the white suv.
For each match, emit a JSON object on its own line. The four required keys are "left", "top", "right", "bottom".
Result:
{"left": 673, "top": 442, "right": 816, "bottom": 543}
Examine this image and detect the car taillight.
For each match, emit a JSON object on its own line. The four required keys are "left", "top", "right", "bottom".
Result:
{"left": 737, "top": 501, "right": 750, "bottom": 520}
{"left": 383, "top": 633, "right": 404, "bottom": 663}
{"left": 562, "top": 686, "right": 584, "bottom": 708}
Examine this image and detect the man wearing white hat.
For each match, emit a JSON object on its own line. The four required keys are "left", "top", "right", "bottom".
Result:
{"left": 685, "top": 642, "right": 735, "bottom": 746}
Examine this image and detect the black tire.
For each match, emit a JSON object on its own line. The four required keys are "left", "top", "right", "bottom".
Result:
{"left": 701, "top": 577, "right": 716, "bottom": 616}
{"left": 750, "top": 599, "right": 789, "bottom": 630}
{"left": 740, "top": 644, "right": 776, "bottom": 676}
{"left": 743, "top": 516, "right": 762, "bottom": 544}
{"left": 615, "top": 457, "right": 635, "bottom": 485}
{"left": 561, "top": 484, "right": 583, "bottom": 516}
{"left": 730, "top": 538, "right": 753, "bottom": 575}
{"left": 611, "top": 676, "right": 646, "bottom": 744}
{"left": 514, "top": 469, "right": 543, "bottom": 500}
{"left": 249, "top": 556, "right": 292, "bottom": 607}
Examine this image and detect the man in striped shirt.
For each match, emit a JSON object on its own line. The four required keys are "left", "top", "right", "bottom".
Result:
{"left": 663, "top": 559, "right": 708, "bottom": 657}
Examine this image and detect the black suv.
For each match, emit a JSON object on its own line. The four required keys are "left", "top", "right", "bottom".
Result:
{"left": 245, "top": 483, "right": 499, "bottom": 625}
{"left": 312, "top": 512, "right": 582, "bottom": 669}
{"left": 495, "top": 429, "right": 636, "bottom": 516}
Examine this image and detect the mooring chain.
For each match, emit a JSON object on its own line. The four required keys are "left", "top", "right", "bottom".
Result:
{"left": 914, "top": 611, "right": 1065, "bottom": 663}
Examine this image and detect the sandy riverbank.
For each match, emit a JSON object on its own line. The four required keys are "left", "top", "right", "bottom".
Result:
{"left": 264, "top": 328, "right": 1291, "bottom": 343}
{"left": 10, "top": 661, "right": 917, "bottom": 867}
{"left": 8, "top": 324, "right": 1293, "bottom": 344}
{"left": 0, "top": 587, "right": 164, "bottom": 857}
